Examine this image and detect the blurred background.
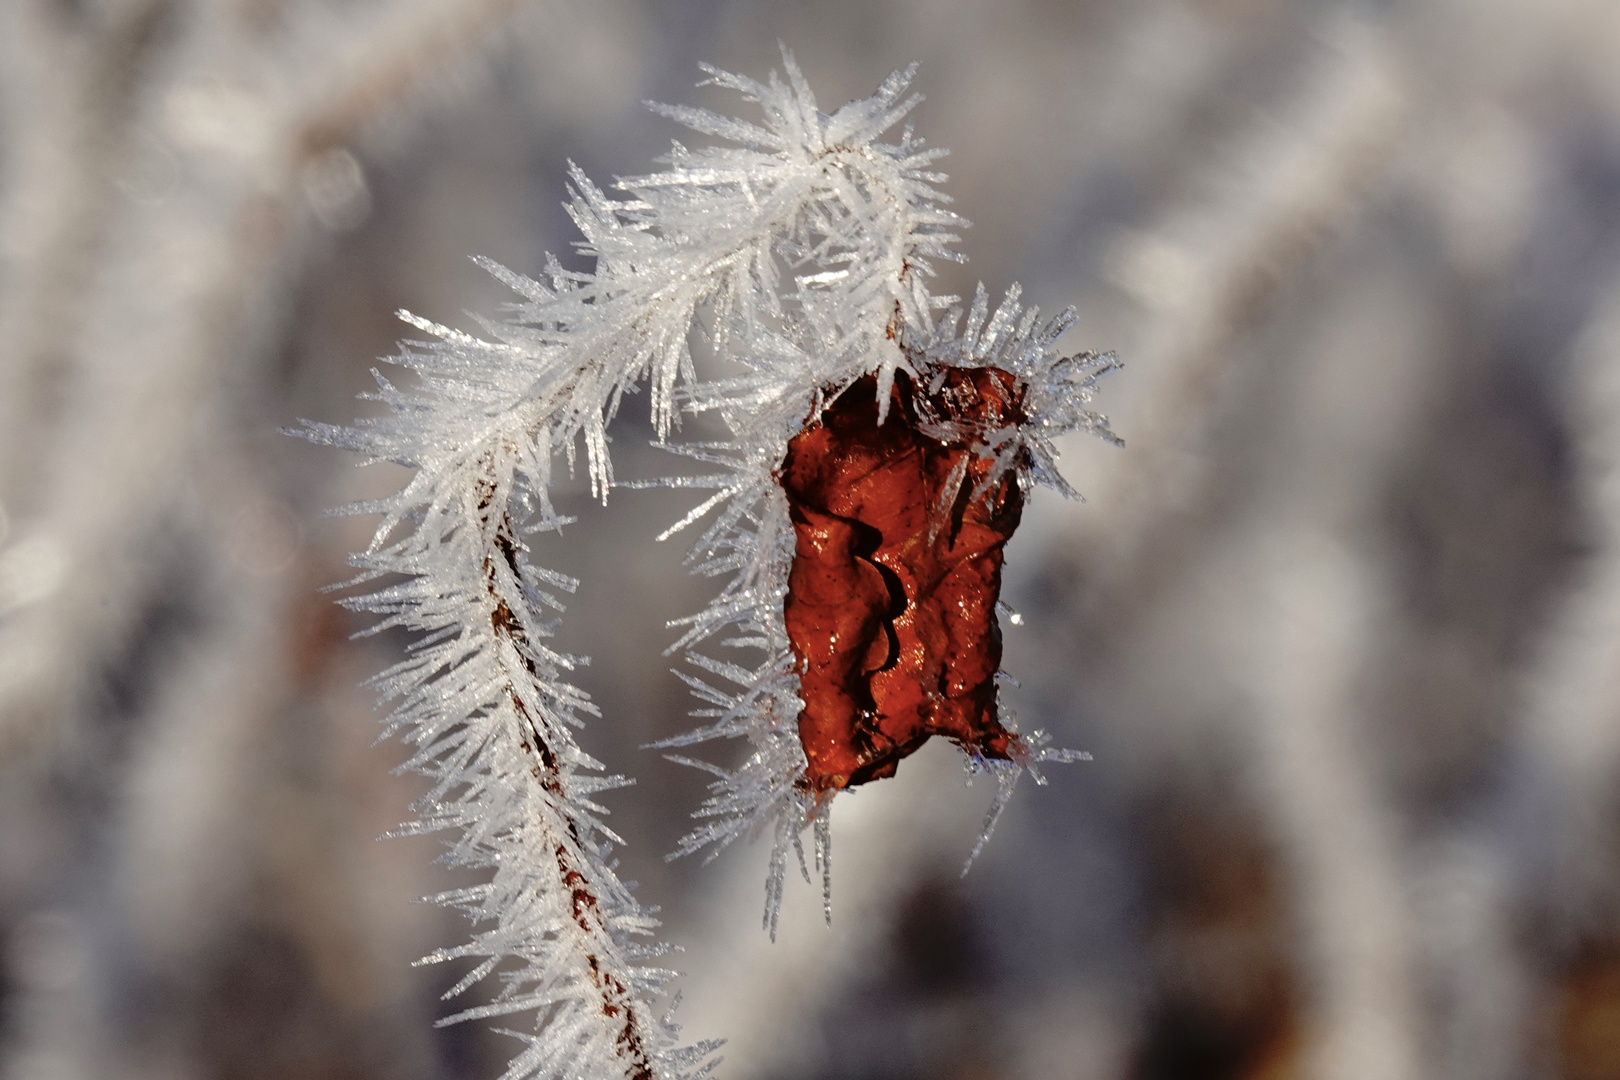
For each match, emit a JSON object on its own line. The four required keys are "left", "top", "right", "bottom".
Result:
{"left": 3, "top": 0, "right": 1620, "bottom": 1077}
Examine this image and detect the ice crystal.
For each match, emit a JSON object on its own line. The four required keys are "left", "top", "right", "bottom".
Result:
{"left": 299, "top": 51, "right": 1116, "bottom": 1079}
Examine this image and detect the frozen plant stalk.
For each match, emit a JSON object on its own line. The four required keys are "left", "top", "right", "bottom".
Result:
{"left": 300, "top": 54, "right": 1116, "bottom": 1080}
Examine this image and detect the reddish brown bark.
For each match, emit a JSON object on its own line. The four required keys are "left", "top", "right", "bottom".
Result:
{"left": 479, "top": 486, "right": 652, "bottom": 1080}
{"left": 781, "top": 366, "right": 1026, "bottom": 792}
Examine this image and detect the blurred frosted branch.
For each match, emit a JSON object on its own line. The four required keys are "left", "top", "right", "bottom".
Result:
{"left": 0, "top": 6, "right": 541, "bottom": 1076}
{"left": 1246, "top": 540, "right": 1424, "bottom": 1080}
{"left": 1226, "top": 227, "right": 1440, "bottom": 1079}
{"left": 1032, "top": 18, "right": 1442, "bottom": 1078}
{"left": 0, "top": 0, "right": 177, "bottom": 506}
{"left": 0, "top": 0, "right": 528, "bottom": 753}
{"left": 1065, "top": 15, "right": 1407, "bottom": 622}
{"left": 2, "top": 447, "right": 320, "bottom": 1078}
{"left": 1521, "top": 283, "right": 1620, "bottom": 919}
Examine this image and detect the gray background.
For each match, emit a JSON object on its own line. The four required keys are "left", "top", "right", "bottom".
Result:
{"left": 2, "top": 1, "right": 1620, "bottom": 1078}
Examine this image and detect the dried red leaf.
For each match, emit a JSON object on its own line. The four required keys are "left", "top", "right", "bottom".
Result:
{"left": 782, "top": 366, "right": 1026, "bottom": 792}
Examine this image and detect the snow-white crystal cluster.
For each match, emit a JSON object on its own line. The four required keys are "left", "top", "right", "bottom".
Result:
{"left": 300, "top": 54, "right": 1116, "bottom": 1080}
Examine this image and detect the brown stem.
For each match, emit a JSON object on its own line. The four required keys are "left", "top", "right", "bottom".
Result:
{"left": 476, "top": 465, "right": 654, "bottom": 1080}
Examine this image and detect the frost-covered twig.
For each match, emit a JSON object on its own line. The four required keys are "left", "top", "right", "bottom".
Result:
{"left": 304, "top": 55, "right": 1115, "bottom": 1075}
